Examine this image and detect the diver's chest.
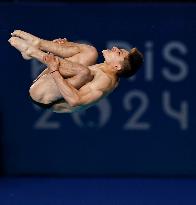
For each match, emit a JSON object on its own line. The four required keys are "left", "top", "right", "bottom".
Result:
{"left": 92, "top": 70, "right": 110, "bottom": 84}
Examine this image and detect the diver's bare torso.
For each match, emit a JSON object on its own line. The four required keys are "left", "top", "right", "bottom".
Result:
{"left": 31, "top": 63, "right": 118, "bottom": 113}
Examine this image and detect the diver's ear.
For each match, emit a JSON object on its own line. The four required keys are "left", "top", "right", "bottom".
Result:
{"left": 114, "top": 63, "right": 122, "bottom": 70}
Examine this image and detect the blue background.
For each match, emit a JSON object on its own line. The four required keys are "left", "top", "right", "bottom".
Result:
{"left": 0, "top": 3, "right": 195, "bottom": 176}
{"left": 1, "top": 178, "right": 196, "bottom": 205}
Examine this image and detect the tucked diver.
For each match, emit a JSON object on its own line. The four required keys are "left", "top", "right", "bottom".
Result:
{"left": 9, "top": 30, "right": 143, "bottom": 113}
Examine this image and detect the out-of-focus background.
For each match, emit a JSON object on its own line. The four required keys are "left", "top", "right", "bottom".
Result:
{"left": 0, "top": 0, "right": 196, "bottom": 204}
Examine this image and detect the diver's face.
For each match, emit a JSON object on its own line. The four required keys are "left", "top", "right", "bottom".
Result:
{"left": 102, "top": 47, "right": 129, "bottom": 66}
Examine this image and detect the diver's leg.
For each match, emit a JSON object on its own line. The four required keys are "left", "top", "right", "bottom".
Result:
{"left": 11, "top": 30, "right": 80, "bottom": 58}
{"left": 10, "top": 30, "right": 98, "bottom": 66}
{"left": 9, "top": 37, "right": 92, "bottom": 89}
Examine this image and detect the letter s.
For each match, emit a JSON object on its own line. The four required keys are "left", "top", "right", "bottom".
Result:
{"left": 162, "top": 41, "right": 188, "bottom": 82}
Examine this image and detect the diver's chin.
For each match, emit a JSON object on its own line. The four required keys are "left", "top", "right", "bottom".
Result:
{"left": 102, "top": 50, "right": 107, "bottom": 56}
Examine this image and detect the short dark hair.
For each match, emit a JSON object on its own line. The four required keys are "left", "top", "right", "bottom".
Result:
{"left": 118, "top": 47, "right": 143, "bottom": 78}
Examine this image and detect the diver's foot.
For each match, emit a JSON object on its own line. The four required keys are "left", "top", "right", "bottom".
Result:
{"left": 11, "top": 30, "right": 41, "bottom": 48}
{"left": 8, "top": 36, "right": 38, "bottom": 60}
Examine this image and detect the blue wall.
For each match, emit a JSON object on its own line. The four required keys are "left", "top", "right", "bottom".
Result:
{"left": 0, "top": 3, "right": 196, "bottom": 176}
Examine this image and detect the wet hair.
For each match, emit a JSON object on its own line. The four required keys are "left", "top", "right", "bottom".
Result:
{"left": 117, "top": 47, "right": 143, "bottom": 78}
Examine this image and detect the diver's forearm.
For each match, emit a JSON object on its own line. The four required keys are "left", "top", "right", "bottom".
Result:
{"left": 50, "top": 71, "right": 80, "bottom": 106}
{"left": 40, "top": 40, "right": 80, "bottom": 58}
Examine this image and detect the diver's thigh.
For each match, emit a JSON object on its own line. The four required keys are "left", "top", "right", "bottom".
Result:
{"left": 29, "top": 75, "right": 61, "bottom": 103}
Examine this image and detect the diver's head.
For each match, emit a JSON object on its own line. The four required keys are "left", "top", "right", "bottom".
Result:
{"left": 102, "top": 47, "right": 143, "bottom": 78}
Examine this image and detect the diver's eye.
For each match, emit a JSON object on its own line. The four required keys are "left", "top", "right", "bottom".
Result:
{"left": 119, "top": 52, "right": 121, "bottom": 55}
